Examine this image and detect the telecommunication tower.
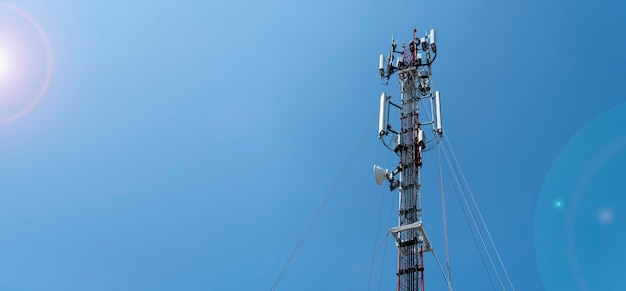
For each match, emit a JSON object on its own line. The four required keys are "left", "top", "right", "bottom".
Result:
{"left": 373, "top": 28, "right": 444, "bottom": 291}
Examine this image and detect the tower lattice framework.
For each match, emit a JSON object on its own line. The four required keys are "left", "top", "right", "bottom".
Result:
{"left": 377, "top": 28, "right": 440, "bottom": 291}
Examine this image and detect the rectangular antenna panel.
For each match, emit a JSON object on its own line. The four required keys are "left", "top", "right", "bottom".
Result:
{"left": 435, "top": 91, "right": 442, "bottom": 133}
{"left": 378, "top": 92, "right": 387, "bottom": 137}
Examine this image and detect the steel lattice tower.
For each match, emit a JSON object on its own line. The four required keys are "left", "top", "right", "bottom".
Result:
{"left": 374, "top": 28, "right": 441, "bottom": 291}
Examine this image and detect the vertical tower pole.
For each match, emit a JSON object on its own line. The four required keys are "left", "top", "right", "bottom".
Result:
{"left": 376, "top": 28, "right": 440, "bottom": 291}
{"left": 397, "top": 39, "right": 424, "bottom": 290}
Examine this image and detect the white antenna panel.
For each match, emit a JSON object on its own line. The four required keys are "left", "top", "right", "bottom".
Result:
{"left": 378, "top": 92, "right": 387, "bottom": 137}
{"left": 417, "top": 128, "right": 426, "bottom": 148}
{"left": 379, "top": 54, "right": 385, "bottom": 77}
{"left": 429, "top": 29, "right": 436, "bottom": 46}
{"left": 392, "top": 134, "right": 401, "bottom": 152}
{"left": 435, "top": 91, "right": 442, "bottom": 133}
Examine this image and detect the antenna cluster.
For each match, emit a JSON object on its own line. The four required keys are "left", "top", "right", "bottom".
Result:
{"left": 379, "top": 29, "right": 437, "bottom": 82}
{"left": 377, "top": 28, "right": 443, "bottom": 156}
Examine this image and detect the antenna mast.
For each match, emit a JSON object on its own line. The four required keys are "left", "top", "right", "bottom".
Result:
{"left": 374, "top": 27, "right": 443, "bottom": 291}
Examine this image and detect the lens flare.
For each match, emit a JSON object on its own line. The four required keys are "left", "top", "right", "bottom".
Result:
{"left": 0, "top": 2, "right": 53, "bottom": 124}
{"left": 535, "top": 102, "right": 626, "bottom": 290}
{"left": 553, "top": 198, "right": 564, "bottom": 210}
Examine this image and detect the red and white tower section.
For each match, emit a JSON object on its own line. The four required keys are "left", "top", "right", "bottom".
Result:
{"left": 374, "top": 28, "right": 444, "bottom": 291}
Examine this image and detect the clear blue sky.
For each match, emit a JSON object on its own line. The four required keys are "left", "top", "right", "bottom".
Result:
{"left": 0, "top": 0, "right": 624, "bottom": 290}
